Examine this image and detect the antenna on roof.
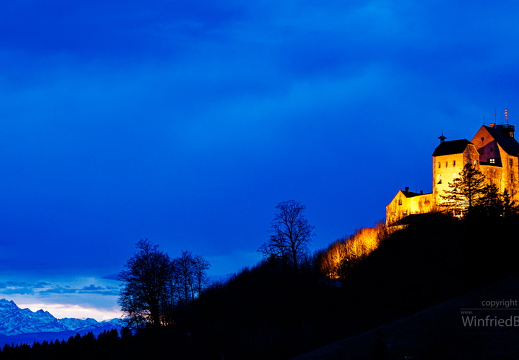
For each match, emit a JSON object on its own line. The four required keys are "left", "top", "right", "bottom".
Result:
{"left": 505, "top": 109, "right": 509, "bottom": 124}
{"left": 494, "top": 108, "right": 497, "bottom": 122}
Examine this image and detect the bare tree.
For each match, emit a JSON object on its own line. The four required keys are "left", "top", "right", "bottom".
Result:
{"left": 502, "top": 189, "right": 518, "bottom": 217}
{"left": 118, "top": 239, "right": 174, "bottom": 327}
{"left": 193, "top": 254, "right": 210, "bottom": 297}
{"left": 259, "top": 200, "right": 315, "bottom": 270}
{"left": 174, "top": 251, "right": 195, "bottom": 304}
{"left": 171, "top": 251, "right": 211, "bottom": 306}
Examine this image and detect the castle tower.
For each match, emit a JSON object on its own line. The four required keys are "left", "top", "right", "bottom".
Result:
{"left": 431, "top": 139, "right": 479, "bottom": 207}
{"left": 472, "top": 123, "right": 519, "bottom": 197}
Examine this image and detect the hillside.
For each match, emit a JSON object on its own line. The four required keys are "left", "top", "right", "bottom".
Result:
{"left": 187, "top": 213, "right": 519, "bottom": 359}
{"left": 294, "top": 274, "right": 519, "bottom": 360}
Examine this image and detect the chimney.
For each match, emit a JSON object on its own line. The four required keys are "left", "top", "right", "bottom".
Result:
{"left": 405, "top": 187, "right": 409, "bottom": 194}
{"left": 420, "top": 190, "right": 423, "bottom": 194}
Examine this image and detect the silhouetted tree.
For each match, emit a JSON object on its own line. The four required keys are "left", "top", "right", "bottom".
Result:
{"left": 193, "top": 254, "right": 210, "bottom": 297}
{"left": 502, "top": 189, "right": 518, "bottom": 217}
{"left": 470, "top": 183, "right": 503, "bottom": 217}
{"left": 440, "top": 164, "right": 487, "bottom": 215}
{"left": 259, "top": 200, "right": 315, "bottom": 270}
{"left": 441, "top": 164, "right": 519, "bottom": 219}
{"left": 171, "top": 251, "right": 211, "bottom": 306}
{"left": 118, "top": 239, "right": 174, "bottom": 327}
{"left": 172, "top": 251, "right": 195, "bottom": 305}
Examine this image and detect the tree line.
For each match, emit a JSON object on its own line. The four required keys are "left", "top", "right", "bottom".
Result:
{"left": 0, "top": 326, "right": 194, "bottom": 360}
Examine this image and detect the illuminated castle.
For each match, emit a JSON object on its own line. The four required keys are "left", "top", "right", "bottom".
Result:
{"left": 386, "top": 122, "right": 519, "bottom": 225}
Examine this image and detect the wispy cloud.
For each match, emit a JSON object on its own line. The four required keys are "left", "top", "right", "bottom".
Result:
{"left": 0, "top": 280, "right": 118, "bottom": 297}
{"left": 81, "top": 285, "right": 104, "bottom": 291}
{"left": 40, "top": 286, "right": 78, "bottom": 295}
{"left": 79, "top": 284, "right": 119, "bottom": 296}
{"left": 1, "top": 287, "right": 34, "bottom": 295}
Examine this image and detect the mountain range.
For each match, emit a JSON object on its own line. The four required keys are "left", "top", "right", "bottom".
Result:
{"left": 0, "top": 299, "right": 123, "bottom": 347}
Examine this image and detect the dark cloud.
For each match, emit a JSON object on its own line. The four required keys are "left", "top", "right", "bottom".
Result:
{"left": 6, "top": 281, "right": 32, "bottom": 288}
{"left": 34, "top": 282, "right": 52, "bottom": 288}
{"left": 102, "top": 274, "right": 119, "bottom": 281}
{"left": 0, "top": 281, "right": 35, "bottom": 291}
{"left": 0, "top": 281, "right": 39, "bottom": 295}
{"left": 1, "top": 288, "right": 34, "bottom": 295}
{"left": 0, "top": 0, "right": 248, "bottom": 60}
{"left": 81, "top": 285, "right": 104, "bottom": 291}
{"left": 79, "top": 290, "right": 119, "bottom": 296}
{"left": 77, "top": 285, "right": 118, "bottom": 296}
{"left": 40, "top": 287, "right": 78, "bottom": 295}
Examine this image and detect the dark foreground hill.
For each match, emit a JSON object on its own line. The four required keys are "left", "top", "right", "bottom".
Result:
{"left": 184, "top": 213, "right": 519, "bottom": 359}
{"left": 294, "top": 274, "right": 519, "bottom": 360}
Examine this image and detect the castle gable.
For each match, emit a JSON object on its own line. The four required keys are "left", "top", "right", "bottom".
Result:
{"left": 476, "top": 125, "right": 519, "bottom": 157}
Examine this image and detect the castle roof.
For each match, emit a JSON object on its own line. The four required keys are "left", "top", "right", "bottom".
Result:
{"left": 483, "top": 125, "right": 519, "bottom": 156}
{"left": 398, "top": 189, "right": 431, "bottom": 198}
{"left": 432, "top": 139, "right": 472, "bottom": 156}
{"left": 401, "top": 191, "right": 422, "bottom": 198}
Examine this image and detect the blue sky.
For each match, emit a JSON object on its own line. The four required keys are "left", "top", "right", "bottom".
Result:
{"left": 0, "top": 0, "right": 518, "bottom": 320}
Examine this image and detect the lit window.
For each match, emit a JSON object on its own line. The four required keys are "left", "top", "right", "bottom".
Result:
{"left": 490, "top": 158, "right": 495, "bottom": 164}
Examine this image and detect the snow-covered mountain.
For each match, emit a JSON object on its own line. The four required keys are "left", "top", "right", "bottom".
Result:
{"left": 0, "top": 298, "right": 123, "bottom": 346}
